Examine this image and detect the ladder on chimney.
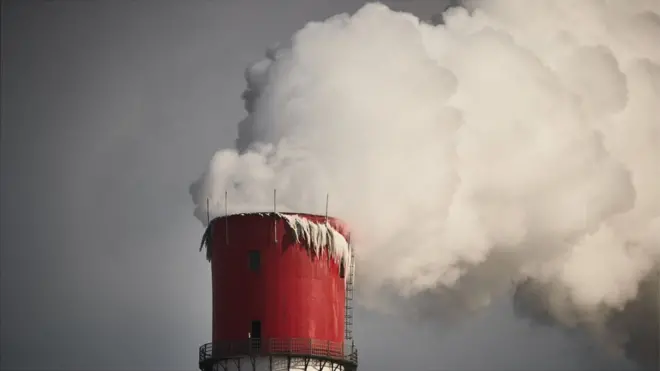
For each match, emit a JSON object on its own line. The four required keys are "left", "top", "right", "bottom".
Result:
{"left": 345, "top": 237, "right": 355, "bottom": 340}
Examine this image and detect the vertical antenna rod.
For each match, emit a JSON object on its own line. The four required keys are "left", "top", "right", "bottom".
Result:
{"left": 273, "top": 189, "right": 278, "bottom": 243}
{"left": 205, "top": 198, "right": 211, "bottom": 260}
{"left": 206, "top": 198, "right": 210, "bottom": 225}
{"left": 224, "top": 191, "right": 228, "bottom": 245}
{"left": 325, "top": 193, "right": 329, "bottom": 225}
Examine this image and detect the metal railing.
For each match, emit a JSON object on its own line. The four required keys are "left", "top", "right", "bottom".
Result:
{"left": 199, "top": 338, "right": 358, "bottom": 367}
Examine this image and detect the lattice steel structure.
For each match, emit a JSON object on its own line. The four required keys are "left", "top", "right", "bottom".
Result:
{"left": 199, "top": 338, "right": 358, "bottom": 371}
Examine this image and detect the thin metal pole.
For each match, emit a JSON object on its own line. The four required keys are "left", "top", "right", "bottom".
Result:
{"left": 273, "top": 189, "right": 278, "bottom": 243}
{"left": 225, "top": 191, "right": 228, "bottom": 245}
{"left": 206, "top": 198, "right": 210, "bottom": 225}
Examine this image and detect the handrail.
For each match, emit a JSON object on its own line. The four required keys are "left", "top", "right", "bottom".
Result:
{"left": 199, "top": 338, "right": 358, "bottom": 366}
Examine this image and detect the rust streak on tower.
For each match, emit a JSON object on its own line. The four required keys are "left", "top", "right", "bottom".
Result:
{"left": 198, "top": 212, "right": 359, "bottom": 371}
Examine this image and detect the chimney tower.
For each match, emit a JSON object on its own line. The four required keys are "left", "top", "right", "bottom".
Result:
{"left": 197, "top": 211, "right": 358, "bottom": 371}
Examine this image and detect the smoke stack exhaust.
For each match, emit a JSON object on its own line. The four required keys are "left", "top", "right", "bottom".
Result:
{"left": 191, "top": 1, "right": 660, "bottom": 367}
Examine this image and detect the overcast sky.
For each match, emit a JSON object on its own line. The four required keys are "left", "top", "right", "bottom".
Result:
{"left": 0, "top": 1, "right": 642, "bottom": 370}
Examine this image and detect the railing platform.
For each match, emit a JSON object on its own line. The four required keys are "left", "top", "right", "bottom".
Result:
{"left": 199, "top": 338, "right": 358, "bottom": 370}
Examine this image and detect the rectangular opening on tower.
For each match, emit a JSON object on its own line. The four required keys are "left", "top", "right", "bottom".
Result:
{"left": 340, "top": 258, "right": 346, "bottom": 278}
{"left": 250, "top": 320, "right": 261, "bottom": 338}
{"left": 248, "top": 250, "right": 260, "bottom": 272}
{"left": 249, "top": 320, "right": 262, "bottom": 352}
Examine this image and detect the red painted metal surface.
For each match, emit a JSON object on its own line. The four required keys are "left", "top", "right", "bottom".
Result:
{"left": 210, "top": 213, "right": 348, "bottom": 344}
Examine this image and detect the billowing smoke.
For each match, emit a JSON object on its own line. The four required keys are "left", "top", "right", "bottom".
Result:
{"left": 513, "top": 272, "right": 659, "bottom": 370}
{"left": 190, "top": 0, "right": 660, "bottom": 367}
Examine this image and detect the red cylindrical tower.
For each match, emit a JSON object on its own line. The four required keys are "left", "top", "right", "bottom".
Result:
{"left": 198, "top": 212, "right": 358, "bottom": 371}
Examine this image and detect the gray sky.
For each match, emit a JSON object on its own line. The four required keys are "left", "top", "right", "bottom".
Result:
{"left": 0, "top": 1, "right": 641, "bottom": 370}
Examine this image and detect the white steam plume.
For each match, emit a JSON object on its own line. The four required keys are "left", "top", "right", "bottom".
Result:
{"left": 190, "top": 0, "right": 660, "bottom": 363}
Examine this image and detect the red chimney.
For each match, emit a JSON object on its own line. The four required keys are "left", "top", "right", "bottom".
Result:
{"left": 198, "top": 212, "right": 358, "bottom": 371}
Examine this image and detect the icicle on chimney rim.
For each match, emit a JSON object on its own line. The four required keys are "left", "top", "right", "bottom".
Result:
{"left": 198, "top": 190, "right": 355, "bottom": 281}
